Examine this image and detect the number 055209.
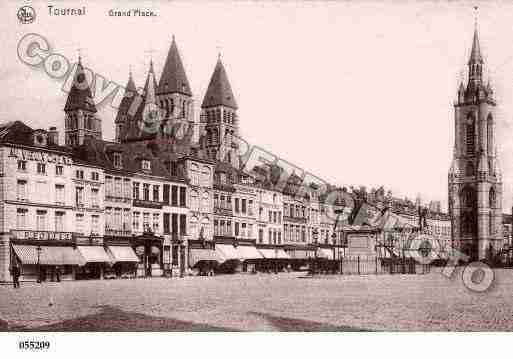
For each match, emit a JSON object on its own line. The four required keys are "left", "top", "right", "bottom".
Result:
{"left": 18, "top": 341, "right": 50, "bottom": 350}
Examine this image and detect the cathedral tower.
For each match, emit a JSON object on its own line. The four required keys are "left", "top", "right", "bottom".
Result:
{"left": 156, "top": 36, "right": 194, "bottom": 140}
{"left": 115, "top": 69, "right": 137, "bottom": 142}
{"left": 200, "top": 56, "right": 239, "bottom": 167}
{"left": 448, "top": 25, "right": 502, "bottom": 261}
{"left": 64, "top": 57, "right": 102, "bottom": 146}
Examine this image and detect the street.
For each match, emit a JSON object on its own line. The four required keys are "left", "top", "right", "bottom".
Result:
{"left": 1, "top": 269, "right": 513, "bottom": 331}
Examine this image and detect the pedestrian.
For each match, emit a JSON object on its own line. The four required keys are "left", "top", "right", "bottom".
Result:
{"left": 11, "top": 264, "right": 20, "bottom": 289}
{"left": 55, "top": 266, "right": 61, "bottom": 282}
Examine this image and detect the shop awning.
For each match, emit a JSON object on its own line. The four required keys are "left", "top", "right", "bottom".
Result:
{"left": 258, "top": 248, "right": 291, "bottom": 259}
{"left": 106, "top": 246, "right": 139, "bottom": 263}
{"left": 237, "top": 245, "right": 263, "bottom": 260}
{"left": 189, "top": 248, "right": 221, "bottom": 267}
{"left": 77, "top": 246, "right": 111, "bottom": 263}
{"left": 288, "top": 249, "right": 314, "bottom": 259}
{"left": 317, "top": 248, "right": 336, "bottom": 259}
{"left": 12, "top": 245, "right": 85, "bottom": 266}
{"left": 215, "top": 244, "right": 241, "bottom": 262}
{"left": 276, "top": 249, "right": 291, "bottom": 259}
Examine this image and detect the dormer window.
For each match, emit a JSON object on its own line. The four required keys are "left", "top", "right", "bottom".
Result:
{"left": 113, "top": 153, "right": 122, "bottom": 168}
{"left": 142, "top": 160, "right": 151, "bottom": 171}
{"left": 33, "top": 130, "right": 48, "bottom": 147}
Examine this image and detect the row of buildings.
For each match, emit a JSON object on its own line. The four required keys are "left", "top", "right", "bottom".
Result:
{"left": 0, "top": 25, "right": 505, "bottom": 282}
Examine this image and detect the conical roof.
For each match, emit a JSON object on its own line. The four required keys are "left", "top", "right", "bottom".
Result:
{"left": 468, "top": 27, "right": 483, "bottom": 64}
{"left": 157, "top": 36, "right": 192, "bottom": 96}
{"left": 64, "top": 59, "right": 97, "bottom": 113}
{"left": 201, "top": 58, "right": 238, "bottom": 109}
{"left": 115, "top": 70, "right": 137, "bottom": 124}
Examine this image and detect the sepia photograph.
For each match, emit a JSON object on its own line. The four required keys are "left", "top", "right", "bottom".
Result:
{"left": 1, "top": 0, "right": 513, "bottom": 355}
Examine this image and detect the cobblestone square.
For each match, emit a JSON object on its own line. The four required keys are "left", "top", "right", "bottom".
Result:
{"left": 2, "top": 269, "right": 513, "bottom": 331}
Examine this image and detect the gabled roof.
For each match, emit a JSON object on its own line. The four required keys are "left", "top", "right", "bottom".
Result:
{"left": 0, "top": 120, "right": 69, "bottom": 152}
{"left": 201, "top": 58, "right": 238, "bottom": 109}
{"left": 157, "top": 36, "right": 192, "bottom": 96}
{"left": 64, "top": 59, "right": 97, "bottom": 113}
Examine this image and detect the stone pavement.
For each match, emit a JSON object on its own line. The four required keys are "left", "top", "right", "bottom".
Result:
{"left": 1, "top": 269, "right": 513, "bottom": 331}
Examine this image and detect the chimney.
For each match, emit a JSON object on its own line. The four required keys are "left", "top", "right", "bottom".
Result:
{"left": 48, "top": 127, "right": 58, "bottom": 145}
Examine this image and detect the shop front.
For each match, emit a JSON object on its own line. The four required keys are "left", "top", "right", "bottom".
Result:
{"left": 75, "top": 245, "right": 112, "bottom": 280}
{"left": 131, "top": 234, "right": 164, "bottom": 277}
{"left": 11, "top": 243, "right": 84, "bottom": 282}
{"left": 106, "top": 245, "right": 139, "bottom": 278}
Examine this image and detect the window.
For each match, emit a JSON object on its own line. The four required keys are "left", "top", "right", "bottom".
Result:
{"left": 75, "top": 214, "right": 84, "bottom": 234}
{"left": 91, "top": 172, "right": 99, "bottom": 181}
{"left": 489, "top": 187, "right": 497, "bottom": 208}
{"left": 55, "top": 165, "right": 63, "bottom": 176}
{"left": 114, "top": 208, "right": 122, "bottom": 230}
{"left": 226, "top": 196, "right": 231, "bottom": 210}
{"left": 171, "top": 213, "right": 178, "bottom": 234}
{"left": 242, "top": 199, "right": 247, "bottom": 214}
{"left": 75, "top": 170, "right": 84, "bottom": 179}
{"left": 153, "top": 185, "right": 159, "bottom": 202}
{"left": 235, "top": 222, "right": 240, "bottom": 236}
{"left": 132, "top": 212, "right": 140, "bottom": 232}
{"left": 235, "top": 198, "right": 240, "bottom": 213}
{"left": 37, "top": 163, "right": 46, "bottom": 174}
{"left": 269, "top": 211, "right": 273, "bottom": 223}
{"left": 259, "top": 229, "right": 263, "bottom": 243}
{"left": 142, "top": 160, "right": 151, "bottom": 171}
{"left": 17, "top": 160, "right": 26, "bottom": 171}
{"left": 466, "top": 115, "right": 475, "bottom": 155}
{"left": 143, "top": 213, "right": 150, "bottom": 232}
{"left": 91, "top": 215, "right": 99, "bottom": 235}
{"left": 123, "top": 179, "right": 131, "bottom": 200}
{"left": 226, "top": 221, "right": 232, "bottom": 236}
{"left": 55, "top": 184, "right": 65, "bottom": 204}
{"left": 214, "top": 194, "right": 219, "bottom": 208}
{"left": 190, "top": 190, "right": 199, "bottom": 211}
{"left": 487, "top": 114, "right": 494, "bottom": 154}
{"left": 465, "top": 162, "right": 474, "bottom": 177}
{"left": 214, "top": 219, "right": 219, "bottom": 236}
{"left": 17, "top": 180, "right": 27, "bottom": 201}
{"left": 123, "top": 209, "right": 131, "bottom": 232}
{"left": 180, "top": 214, "right": 187, "bottom": 235}
{"left": 75, "top": 187, "right": 84, "bottom": 207}
{"left": 133, "top": 182, "right": 140, "bottom": 200}
{"left": 153, "top": 213, "right": 160, "bottom": 233}
{"left": 268, "top": 229, "right": 272, "bottom": 243}
{"left": 248, "top": 224, "right": 253, "bottom": 239}
{"left": 278, "top": 232, "right": 281, "bottom": 244}
{"left": 143, "top": 183, "right": 150, "bottom": 201}
{"left": 36, "top": 210, "right": 47, "bottom": 231}
{"left": 171, "top": 185, "right": 178, "bottom": 206}
{"left": 179, "top": 187, "right": 186, "bottom": 207}
{"left": 16, "top": 208, "right": 28, "bottom": 229}
{"left": 163, "top": 184, "right": 170, "bottom": 204}
{"left": 248, "top": 200, "right": 253, "bottom": 215}
{"left": 273, "top": 211, "right": 278, "bottom": 223}
{"left": 163, "top": 213, "right": 170, "bottom": 234}
{"left": 201, "top": 192, "right": 209, "bottom": 212}
{"left": 91, "top": 188, "right": 99, "bottom": 208}
{"left": 113, "top": 153, "right": 122, "bottom": 168}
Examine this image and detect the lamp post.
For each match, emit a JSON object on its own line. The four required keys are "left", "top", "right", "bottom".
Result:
{"left": 311, "top": 230, "right": 318, "bottom": 276}
{"left": 36, "top": 245, "right": 42, "bottom": 283}
{"left": 333, "top": 201, "right": 346, "bottom": 274}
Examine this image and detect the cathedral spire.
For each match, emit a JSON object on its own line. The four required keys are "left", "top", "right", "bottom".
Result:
{"left": 157, "top": 36, "right": 192, "bottom": 96}
{"left": 64, "top": 58, "right": 97, "bottom": 113}
{"left": 467, "top": 11, "right": 484, "bottom": 85}
{"left": 201, "top": 57, "right": 238, "bottom": 109}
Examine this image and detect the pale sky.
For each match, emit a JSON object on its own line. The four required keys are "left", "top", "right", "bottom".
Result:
{"left": 2, "top": 1, "right": 513, "bottom": 212}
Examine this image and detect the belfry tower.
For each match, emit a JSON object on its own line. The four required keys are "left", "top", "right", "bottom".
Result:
{"left": 448, "top": 23, "right": 503, "bottom": 261}
{"left": 200, "top": 56, "right": 239, "bottom": 167}
{"left": 64, "top": 57, "right": 102, "bottom": 146}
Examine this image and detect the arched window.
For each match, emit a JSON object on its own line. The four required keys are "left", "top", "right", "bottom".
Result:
{"left": 461, "top": 211, "right": 475, "bottom": 235}
{"left": 461, "top": 186, "right": 475, "bottom": 208}
{"left": 465, "top": 161, "right": 474, "bottom": 177}
{"left": 487, "top": 114, "right": 493, "bottom": 155}
{"left": 212, "top": 128, "right": 219, "bottom": 144}
{"left": 466, "top": 114, "right": 475, "bottom": 155}
{"left": 206, "top": 129, "right": 212, "bottom": 145}
{"left": 190, "top": 163, "right": 199, "bottom": 186}
{"left": 489, "top": 187, "right": 496, "bottom": 208}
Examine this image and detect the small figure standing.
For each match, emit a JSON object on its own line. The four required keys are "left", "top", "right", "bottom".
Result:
{"left": 11, "top": 264, "right": 20, "bottom": 289}
{"left": 55, "top": 266, "right": 61, "bottom": 282}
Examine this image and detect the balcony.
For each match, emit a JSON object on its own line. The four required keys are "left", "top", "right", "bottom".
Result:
{"left": 214, "top": 206, "right": 233, "bottom": 216}
{"left": 105, "top": 229, "right": 132, "bottom": 237}
{"left": 106, "top": 195, "right": 131, "bottom": 203}
{"left": 283, "top": 216, "right": 307, "bottom": 224}
{"left": 133, "top": 199, "right": 163, "bottom": 209}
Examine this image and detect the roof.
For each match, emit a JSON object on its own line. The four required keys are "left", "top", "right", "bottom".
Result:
{"left": 115, "top": 71, "right": 137, "bottom": 125}
{"left": 0, "top": 120, "right": 70, "bottom": 153}
{"left": 157, "top": 36, "right": 192, "bottom": 96}
{"left": 468, "top": 27, "right": 483, "bottom": 65}
{"left": 201, "top": 58, "right": 238, "bottom": 109}
{"left": 64, "top": 60, "right": 97, "bottom": 113}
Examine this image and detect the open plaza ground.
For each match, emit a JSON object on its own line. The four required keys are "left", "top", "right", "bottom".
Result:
{"left": 1, "top": 268, "right": 513, "bottom": 331}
